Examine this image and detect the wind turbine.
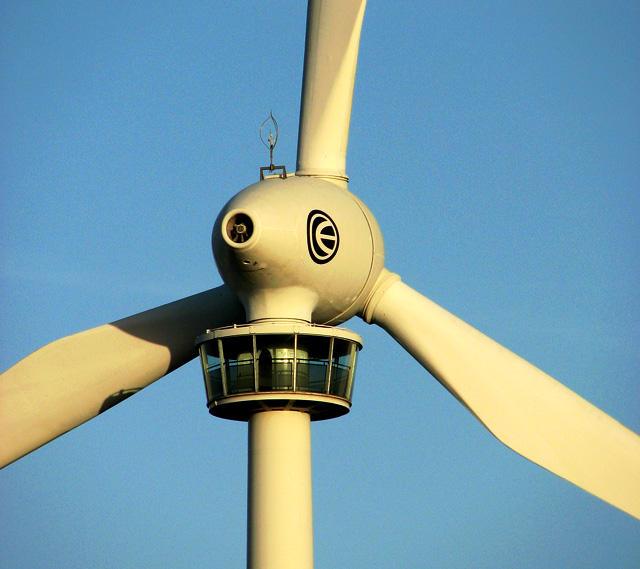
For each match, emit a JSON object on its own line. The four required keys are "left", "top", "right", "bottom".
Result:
{"left": 1, "top": 1, "right": 640, "bottom": 568}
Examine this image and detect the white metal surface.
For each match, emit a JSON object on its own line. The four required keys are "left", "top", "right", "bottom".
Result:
{"left": 212, "top": 175, "right": 384, "bottom": 324}
{"left": 200, "top": 320, "right": 363, "bottom": 342}
{"left": 0, "top": 285, "right": 244, "bottom": 467}
{"left": 248, "top": 411, "right": 314, "bottom": 569}
{"left": 296, "top": 0, "right": 367, "bottom": 181}
{"left": 363, "top": 269, "right": 640, "bottom": 519}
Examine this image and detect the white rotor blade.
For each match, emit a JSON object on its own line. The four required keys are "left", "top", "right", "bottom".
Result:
{"left": 0, "top": 285, "right": 244, "bottom": 468}
{"left": 362, "top": 270, "right": 640, "bottom": 519}
{"left": 296, "top": 0, "right": 367, "bottom": 181}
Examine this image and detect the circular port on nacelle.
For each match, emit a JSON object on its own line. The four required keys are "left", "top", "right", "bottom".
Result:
{"left": 225, "top": 212, "right": 254, "bottom": 245}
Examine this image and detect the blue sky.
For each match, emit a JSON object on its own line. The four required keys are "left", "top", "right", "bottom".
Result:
{"left": 1, "top": 1, "right": 639, "bottom": 567}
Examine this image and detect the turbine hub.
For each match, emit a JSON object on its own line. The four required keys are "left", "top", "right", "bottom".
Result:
{"left": 212, "top": 175, "right": 384, "bottom": 324}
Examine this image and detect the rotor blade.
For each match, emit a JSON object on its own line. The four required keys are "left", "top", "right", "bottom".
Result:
{"left": 362, "top": 270, "right": 640, "bottom": 519}
{"left": 0, "top": 285, "right": 244, "bottom": 468}
{"left": 296, "top": 0, "right": 367, "bottom": 181}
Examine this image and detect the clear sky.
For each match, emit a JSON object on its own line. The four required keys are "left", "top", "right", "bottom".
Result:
{"left": 1, "top": 1, "right": 639, "bottom": 567}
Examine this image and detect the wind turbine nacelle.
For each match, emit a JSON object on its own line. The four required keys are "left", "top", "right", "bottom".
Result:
{"left": 212, "top": 175, "right": 385, "bottom": 324}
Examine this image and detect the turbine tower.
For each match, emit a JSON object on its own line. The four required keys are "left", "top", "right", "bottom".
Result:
{"left": 1, "top": 2, "right": 639, "bottom": 568}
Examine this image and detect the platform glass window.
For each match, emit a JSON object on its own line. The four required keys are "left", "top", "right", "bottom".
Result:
{"left": 256, "top": 335, "right": 295, "bottom": 391}
{"left": 330, "top": 339, "right": 354, "bottom": 398}
{"left": 200, "top": 340, "right": 224, "bottom": 399}
{"left": 222, "top": 335, "right": 256, "bottom": 394}
{"left": 296, "top": 336, "right": 330, "bottom": 393}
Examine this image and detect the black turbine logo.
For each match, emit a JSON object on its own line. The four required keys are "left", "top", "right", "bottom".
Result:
{"left": 307, "top": 210, "right": 339, "bottom": 264}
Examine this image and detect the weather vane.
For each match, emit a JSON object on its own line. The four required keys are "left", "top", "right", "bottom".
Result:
{"left": 259, "top": 111, "right": 287, "bottom": 180}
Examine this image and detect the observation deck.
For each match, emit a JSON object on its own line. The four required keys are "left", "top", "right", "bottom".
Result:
{"left": 196, "top": 321, "right": 362, "bottom": 421}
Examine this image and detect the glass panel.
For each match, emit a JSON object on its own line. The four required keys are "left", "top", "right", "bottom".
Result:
{"left": 207, "top": 366, "right": 224, "bottom": 399}
{"left": 256, "top": 335, "right": 295, "bottom": 391}
{"left": 222, "top": 335, "right": 255, "bottom": 394}
{"left": 296, "top": 336, "right": 330, "bottom": 393}
{"left": 345, "top": 348, "right": 358, "bottom": 400}
{"left": 200, "top": 340, "right": 224, "bottom": 400}
{"left": 330, "top": 339, "right": 353, "bottom": 398}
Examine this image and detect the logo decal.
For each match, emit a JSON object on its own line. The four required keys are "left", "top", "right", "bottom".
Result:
{"left": 307, "top": 210, "right": 339, "bottom": 264}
